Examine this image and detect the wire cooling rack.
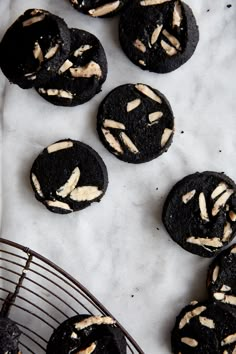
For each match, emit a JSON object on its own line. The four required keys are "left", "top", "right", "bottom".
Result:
{"left": 0, "top": 238, "right": 144, "bottom": 354}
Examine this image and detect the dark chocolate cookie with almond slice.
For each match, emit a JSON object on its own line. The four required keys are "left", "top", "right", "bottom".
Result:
{"left": 0, "top": 9, "right": 71, "bottom": 89}
{"left": 69, "top": 0, "right": 127, "bottom": 17}
{"left": 30, "top": 139, "right": 108, "bottom": 214}
{"left": 119, "top": 0, "right": 199, "bottom": 73}
{"left": 162, "top": 171, "right": 236, "bottom": 257}
{"left": 171, "top": 300, "right": 236, "bottom": 354}
{"left": 36, "top": 28, "right": 107, "bottom": 106}
{"left": 97, "top": 83, "right": 174, "bottom": 163}
{"left": 46, "top": 314, "right": 127, "bottom": 354}
{"left": 0, "top": 317, "right": 21, "bottom": 354}
{"left": 207, "top": 244, "right": 236, "bottom": 313}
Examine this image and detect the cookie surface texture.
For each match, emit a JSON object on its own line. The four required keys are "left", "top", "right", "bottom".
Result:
{"left": 207, "top": 244, "right": 236, "bottom": 312}
{"left": 0, "top": 9, "right": 71, "bottom": 88}
{"left": 46, "top": 314, "right": 127, "bottom": 354}
{"left": 97, "top": 83, "right": 174, "bottom": 163}
{"left": 171, "top": 301, "right": 236, "bottom": 354}
{"left": 30, "top": 139, "right": 108, "bottom": 214}
{"left": 162, "top": 171, "right": 236, "bottom": 257}
{"left": 69, "top": 0, "right": 127, "bottom": 17}
{"left": 0, "top": 317, "right": 21, "bottom": 354}
{"left": 119, "top": 0, "right": 199, "bottom": 73}
{"left": 36, "top": 28, "right": 107, "bottom": 106}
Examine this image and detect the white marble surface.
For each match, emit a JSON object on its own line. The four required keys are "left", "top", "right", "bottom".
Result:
{"left": 0, "top": 1, "right": 236, "bottom": 353}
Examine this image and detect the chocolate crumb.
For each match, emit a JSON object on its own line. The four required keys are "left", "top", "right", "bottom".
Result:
{"left": 227, "top": 4, "right": 232, "bottom": 8}
{"left": 181, "top": 131, "right": 184, "bottom": 134}
{"left": 207, "top": 9, "right": 210, "bottom": 12}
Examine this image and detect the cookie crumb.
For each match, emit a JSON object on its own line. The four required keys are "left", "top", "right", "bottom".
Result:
{"left": 219, "top": 150, "right": 222, "bottom": 153}
{"left": 207, "top": 9, "right": 210, "bottom": 12}
{"left": 156, "top": 227, "right": 160, "bottom": 230}
{"left": 227, "top": 4, "right": 232, "bottom": 8}
{"left": 181, "top": 131, "right": 184, "bottom": 134}
{"left": 156, "top": 187, "right": 159, "bottom": 190}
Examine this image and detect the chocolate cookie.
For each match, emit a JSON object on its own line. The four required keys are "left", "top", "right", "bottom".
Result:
{"left": 0, "top": 9, "right": 71, "bottom": 89}
{"left": 46, "top": 315, "right": 127, "bottom": 354}
{"left": 30, "top": 139, "right": 108, "bottom": 214}
{"left": 207, "top": 244, "right": 236, "bottom": 312}
{"left": 36, "top": 28, "right": 107, "bottom": 106}
{"left": 97, "top": 83, "right": 174, "bottom": 163}
{"left": 0, "top": 317, "right": 21, "bottom": 354}
{"left": 119, "top": 0, "right": 199, "bottom": 73}
{"left": 69, "top": 0, "right": 127, "bottom": 17}
{"left": 171, "top": 301, "right": 236, "bottom": 354}
{"left": 162, "top": 172, "right": 236, "bottom": 257}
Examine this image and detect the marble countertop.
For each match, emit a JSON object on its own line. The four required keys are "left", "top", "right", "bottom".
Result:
{"left": 0, "top": 1, "right": 236, "bottom": 353}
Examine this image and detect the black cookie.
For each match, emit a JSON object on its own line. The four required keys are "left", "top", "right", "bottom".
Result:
{"left": 171, "top": 301, "right": 236, "bottom": 354}
{"left": 97, "top": 83, "right": 174, "bottom": 163}
{"left": 30, "top": 139, "right": 108, "bottom": 214}
{"left": 162, "top": 171, "right": 236, "bottom": 257}
{"left": 36, "top": 28, "right": 107, "bottom": 106}
{"left": 69, "top": 0, "right": 127, "bottom": 17}
{"left": 46, "top": 314, "right": 127, "bottom": 354}
{"left": 0, "top": 317, "right": 21, "bottom": 354}
{"left": 119, "top": 0, "right": 199, "bottom": 73}
{"left": 207, "top": 244, "right": 236, "bottom": 312}
{"left": 0, "top": 9, "right": 71, "bottom": 89}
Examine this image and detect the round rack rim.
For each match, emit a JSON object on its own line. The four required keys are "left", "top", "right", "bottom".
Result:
{"left": 0, "top": 237, "right": 145, "bottom": 354}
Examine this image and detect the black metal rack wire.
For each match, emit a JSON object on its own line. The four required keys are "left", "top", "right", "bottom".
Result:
{"left": 0, "top": 238, "right": 144, "bottom": 354}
